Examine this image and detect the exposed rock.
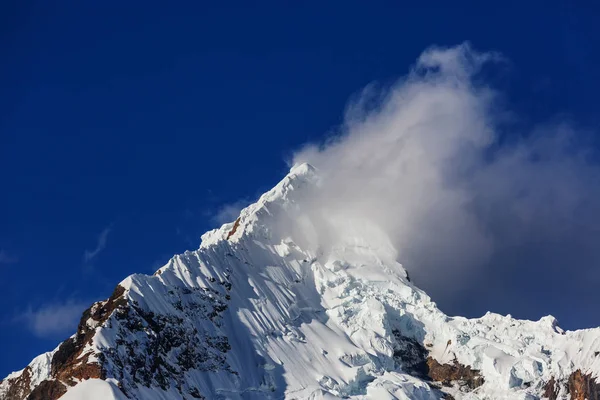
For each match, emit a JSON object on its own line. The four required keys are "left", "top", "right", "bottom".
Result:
{"left": 0, "top": 285, "right": 128, "bottom": 400}
{"left": 55, "top": 354, "right": 103, "bottom": 386}
{"left": 226, "top": 218, "right": 241, "bottom": 240}
{"left": 50, "top": 285, "right": 127, "bottom": 384}
{"left": 392, "top": 330, "right": 428, "bottom": 378}
{"left": 189, "top": 387, "right": 205, "bottom": 399}
{"left": 568, "top": 370, "right": 600, "bottom": 400}
{"left": 1, "top": 277, "right": 229, "bottom": 399}
{"left": 0, "top": 367, "right": 31, "bottom": 400}
{"left": 426, "top": 357, "right": 484, "bottom": 390}
{"left": 543, "top": 377, "right": 559, "bottom": 400}
{"left": 391, "top": 330, "right": 483, "bottom": 396}
{"left": 102, "top": 283, "right": 234, "bottom": 396}
{"left": 542, "top": 371, "right": 600, "bottom": 400}
{"left": 50, "top": 338, "right": 78, "bottom": 379}
{"left": 26, "top": 380, "right": 66, "bottom": 400}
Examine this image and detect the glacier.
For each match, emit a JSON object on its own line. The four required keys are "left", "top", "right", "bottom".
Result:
{"left": 1, "top": 163, "right": 599, "bottom": 400}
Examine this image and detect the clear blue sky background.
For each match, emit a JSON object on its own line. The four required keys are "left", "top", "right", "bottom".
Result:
{"left": 1, "top": 1, "right": 599, "bottom": 376}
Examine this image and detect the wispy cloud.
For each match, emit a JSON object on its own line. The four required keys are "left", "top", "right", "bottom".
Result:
{"left": 0, "top": 250, "right": 18, "bottom": 265}
{"left": 17, "top": 300, "right": 88, "bottom": 338}
{"left": 83, "top": 226, "right": 112, "bottom": 264}
{"left": 212, "top": 199, "right": 251, "bottom": 226}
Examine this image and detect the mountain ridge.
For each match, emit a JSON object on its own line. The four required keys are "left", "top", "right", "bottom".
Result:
{"left": 2, "top": 164, "right": 599, "bottom": 399}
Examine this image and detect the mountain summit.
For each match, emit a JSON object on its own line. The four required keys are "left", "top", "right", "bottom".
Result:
{"left": 2, "top": 164, "right": 599, "bottom": 400}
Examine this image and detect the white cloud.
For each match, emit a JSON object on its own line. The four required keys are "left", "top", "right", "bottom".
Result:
{"left": 212, "top": 199, "right": 251, "bottom": 226}
{"left": 18, "top": 301, "right": 87, "bottom": 337}
{"left": 290, "top": 42, "right": 600, "bottom": 313}
{"left": 83, "top": 226, "right": 111, "bottom": 264}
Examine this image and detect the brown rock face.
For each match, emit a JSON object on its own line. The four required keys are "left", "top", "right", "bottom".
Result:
{"left": 391, "top": 330, "right": 483, "bottom": 395}
{"left": 543, "top": 377, "right": 559, "bottom": 400}
{"left": 1, "top": 367, "right": 32, "bottom": 400}
{"left": 543, "top": 370, "right": 600, "bottom": 400}
{"left": 54, "top": 355, "right": 103, "bottom": 386}
{"left": 49, "top": 285, "right": 127, "bottom": 387}
{"left": 26, "top": 380, "right": 67, "bottom": 400}
{"left": 226, "top": 218, "right": 241, "bottom": 240}
{"left": 426, "top": 357, "right": 484, "bottom": 390}
{"left": 2, "top": 276, "right": 226, "bottom": 399}
{"left": 0, "top": 285, "right": 128, "bottom": 400}
{"left": 568, "top": 370, "right": 600, "bottom": 400}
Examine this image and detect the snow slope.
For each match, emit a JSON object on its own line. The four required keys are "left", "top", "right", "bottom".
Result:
{"left": 61, "top": 379, "right": 128, "bottom": 400}
{"left": 2, "top": 163, "right": 600, "bottom": 400}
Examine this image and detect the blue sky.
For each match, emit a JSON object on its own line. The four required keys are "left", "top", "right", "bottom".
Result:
{"left": 1, "top": 1, "right": 600, "bottom": 376}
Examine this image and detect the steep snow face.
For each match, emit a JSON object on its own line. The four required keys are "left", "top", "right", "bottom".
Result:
{"left": 2, "top": 163, "right": 600, "bottom": 400}
{"left": 60, "top": 379, "right": 127, "bottom": 400}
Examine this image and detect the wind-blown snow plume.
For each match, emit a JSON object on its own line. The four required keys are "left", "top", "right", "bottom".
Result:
{"left": 292, "top": 43, "right": 600, "bottom": 319}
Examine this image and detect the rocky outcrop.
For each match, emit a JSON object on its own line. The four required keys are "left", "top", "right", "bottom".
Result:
{"left": 0, "top": 367, "right": 31, "bottom": 400}
{"left": 101, "top": 284, "right": 233, "bottom": 396}
{"left": 49, "top": 285, "right": 127, "bottom": 386}
{"left": 392, "top": 330, "right": 429, "bottom": 378}
{"left": 568, "top": 370, "right": 600, "bottom": 400}
{"left": 0, "top": 267, "right": 235, "bottom": 400}
{"left": 542, "top": 370, "right": 600, "bottom": 400}
{"left": 26, "top": 380, "right": 67, "bottom": 400}
{"left": 543, "top": 377, "right": 559, "bottom": 400}
{"left": 392, "top": 329, "right": 484, "bottom": 396}
{"left": 0, "top": 286, "right": 127, "bottom": 400}
{"left": 426, "top": 357, "right": 484, "bottom": 390}
{"left": 226, "top": 217, "right": 241, "bottom": 240}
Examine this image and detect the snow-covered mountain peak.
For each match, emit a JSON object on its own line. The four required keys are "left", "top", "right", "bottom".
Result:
{"left": 2, "top": 166, "right": 600, "bottom": 400}
{"left": 200, "top": 162, "right": 319, "bottom": 248}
